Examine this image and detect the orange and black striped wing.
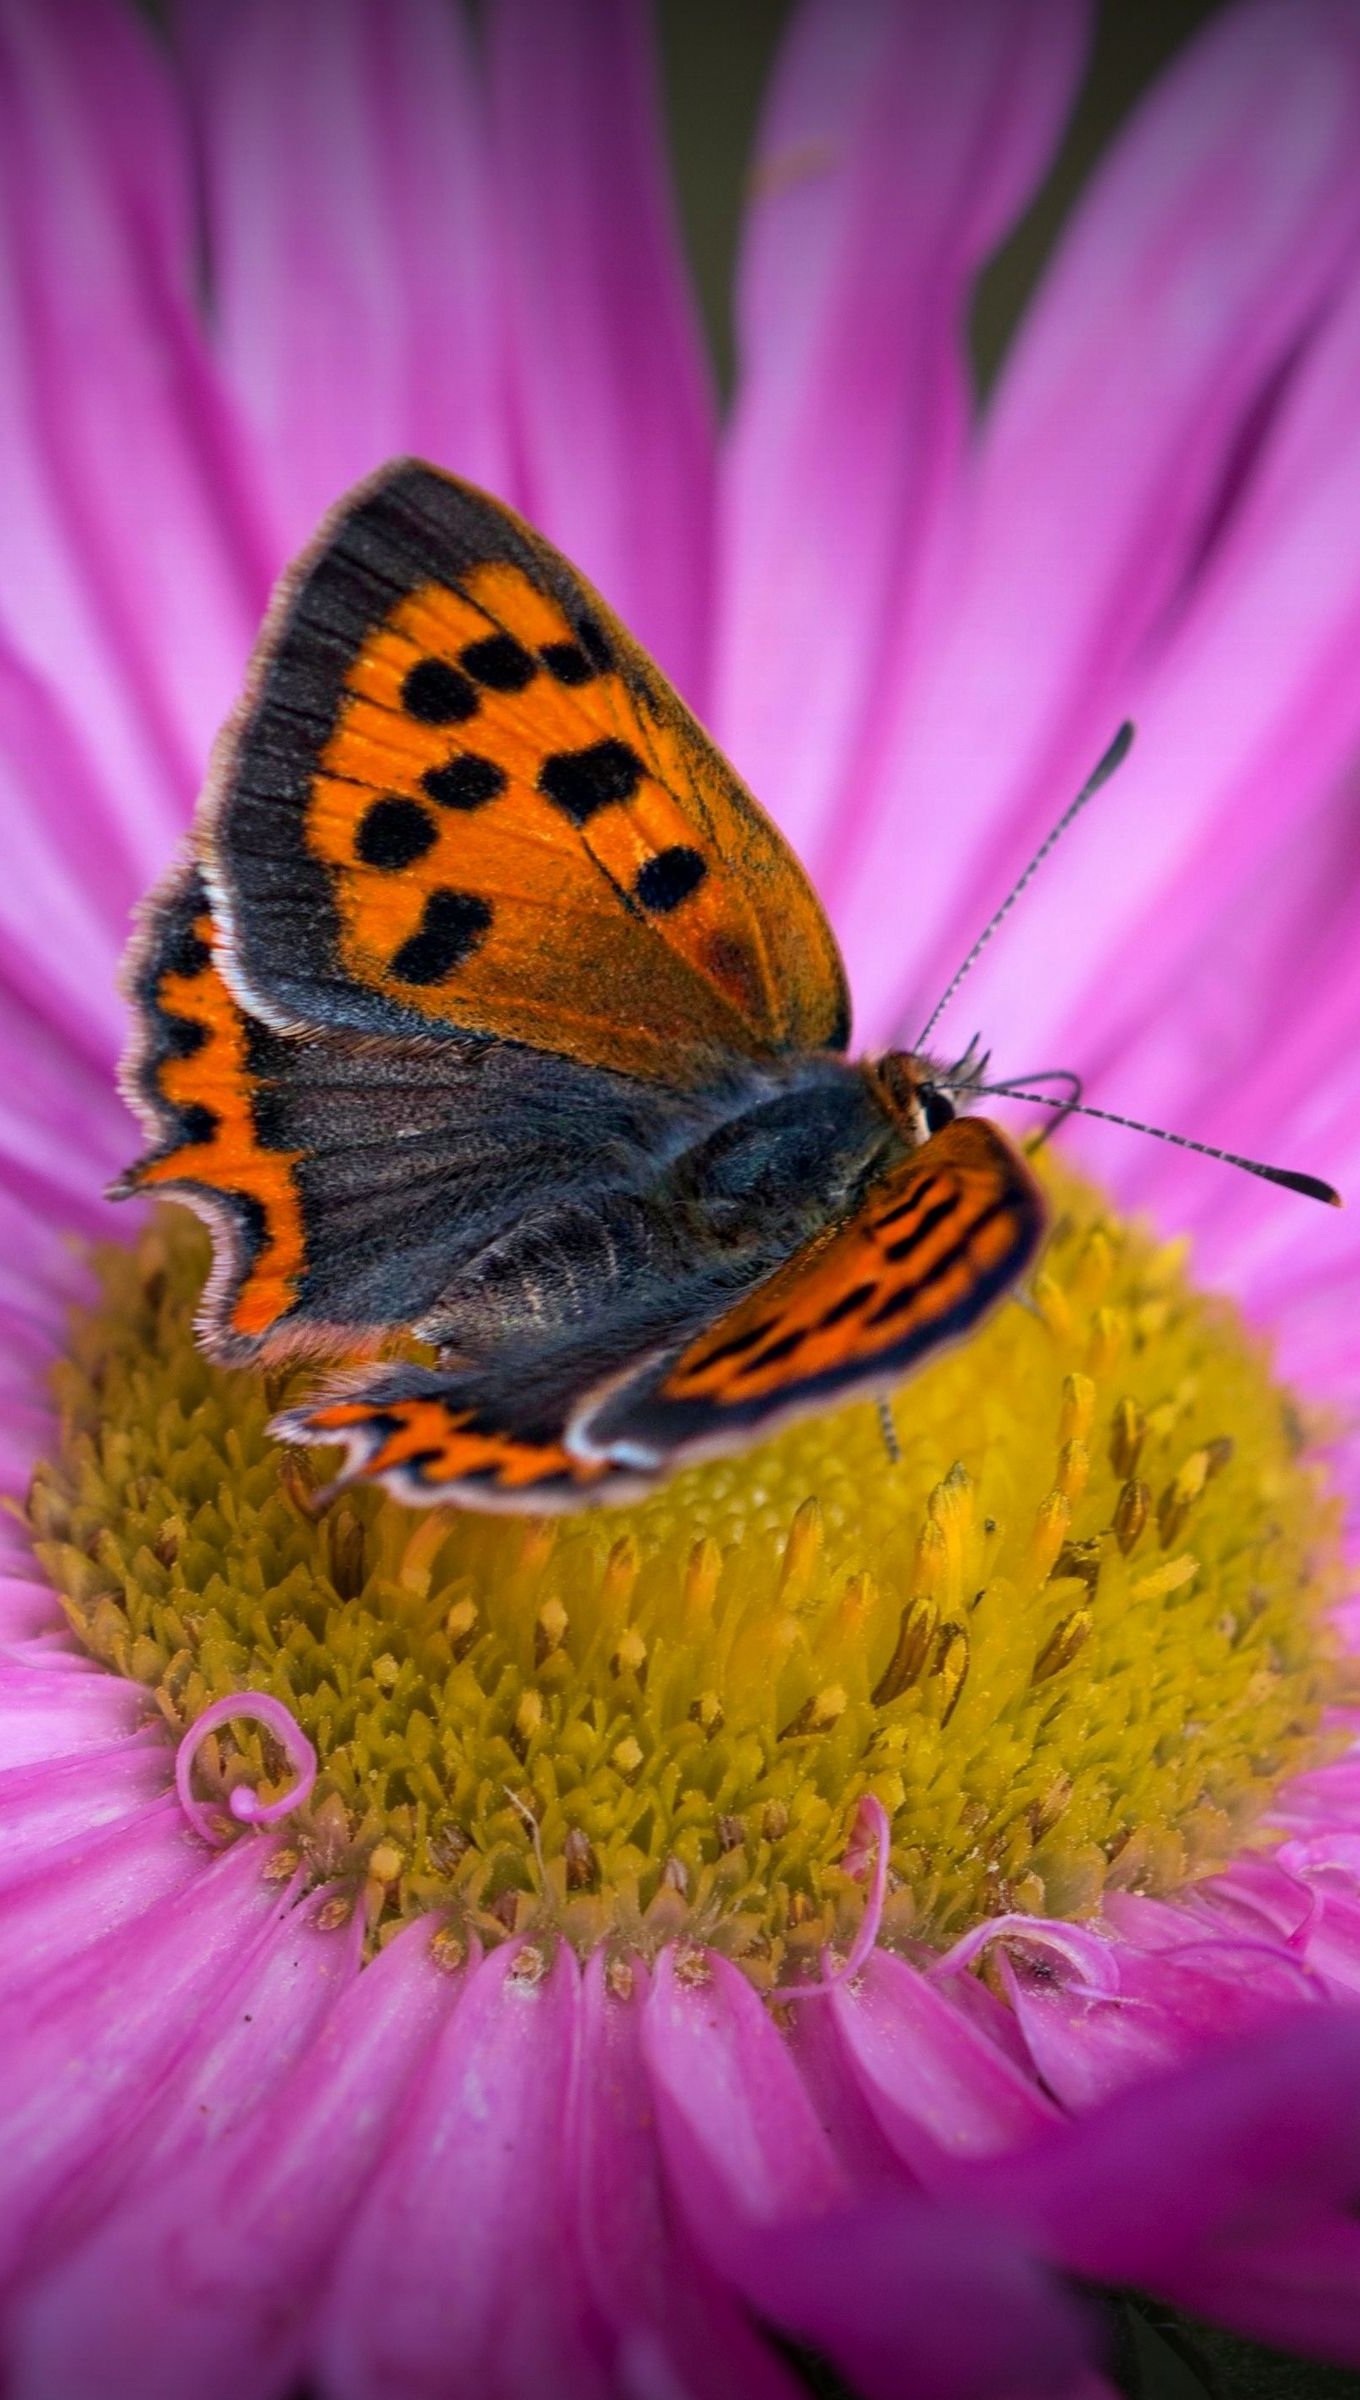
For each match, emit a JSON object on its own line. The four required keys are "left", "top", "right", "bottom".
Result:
{"left": 274, "top": 1378, "right": 620, "bottom": 1514}
{"left": 205, "top": 461, "right": 850, "bottom": 1086}
{"left": 574, "top": 1119, "right": 1045, "bottom": 1467}
{"left": 114, "top": 862, "right": 309, "bottom": 1358}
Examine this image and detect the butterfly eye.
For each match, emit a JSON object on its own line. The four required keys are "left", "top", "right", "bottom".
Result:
{"left": 922, "top": 1086, "right": 955, "bottom": 1135}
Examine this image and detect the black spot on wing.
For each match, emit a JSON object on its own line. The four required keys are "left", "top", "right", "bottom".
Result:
{"left": 421, "top": 756, "right": 506, "bottom": 811}
{"left": 635, "top": 846, "right": 707, "bottom": 914}
{"left": 539, "top": 739, "right": 644, "bottom": 825}
{"left": 577, "top": 616, "right": 612, "bottom": 672}
{"left": 403, "top": 1448, "right": 452, "bottom": 1481}
{"left": 876, "top": 1176, "right": 945, "bottom": 1231}
{"left": 160, "top": 1012, "right": 207, "bottom": 1060}
{"left": 688, "top": 1318, "right": 777, "bottom": 1374}
{"left": 355, "top": 796, "right": 438, "bottom": 870}
{"left": 359, "top": 1411, "right": 405, "bottom": 1445}
{"left": 390, "top": 889, "right": 493, "bottom": 984}
{"left": 865, "top": 1198, "right": 1013, "bottom": 1328}
{"left": 178, "top": 1102, "right": 219, "bottom": 1145}
{"left": 540, "top": 641, "right": 595, "bottom": 686}
{"left": 402, "top": 658, "right": 479, "bottom": 724}
{"left": 460, "top": 633, "right": 537, "bottom": 692}
{"left": 737, "top": 1326, "right": 807, "bottom": 1377}
{"left": 163, "top": 920, "right": 211, "bottom": 979}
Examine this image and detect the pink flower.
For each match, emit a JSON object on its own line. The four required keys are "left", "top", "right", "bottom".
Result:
{"left": 4, "top": 2, "right": 1360, "bottom": 2394}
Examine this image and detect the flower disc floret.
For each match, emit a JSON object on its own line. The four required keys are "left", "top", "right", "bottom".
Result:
{"left": 31, "top": 1169, "right": 1342, "bottom": 1979}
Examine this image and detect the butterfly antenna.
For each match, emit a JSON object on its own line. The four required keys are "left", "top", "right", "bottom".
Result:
{"left": 914, "top": 722, "right": 1135, "bottom": 1053}
{"left": 983, "top": 1084, "right": 1341, "bottom": 1208}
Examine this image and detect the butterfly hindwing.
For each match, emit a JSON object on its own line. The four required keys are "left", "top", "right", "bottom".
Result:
{"left": 573, "top": 1119, "right": 1046, "bottom": 1469}
{"left": 117, "top": 859, "right": 725, "bottom": 1366}
{"left": 274, "top": 1366, "right": 621, "bottom": 1513}
{"left": 206, "top": 462, "right": 850, "bottom": 1084}
{"left": 114, "top": 861, "right": 311, "bottom": 1356}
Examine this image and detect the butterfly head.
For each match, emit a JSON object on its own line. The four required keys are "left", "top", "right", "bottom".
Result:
{"left": 869, "top": 1036, "right": 992, "bottom": 1147}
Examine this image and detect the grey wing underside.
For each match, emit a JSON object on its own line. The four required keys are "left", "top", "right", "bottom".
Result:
{"left": 250, "top": 1017, "right": 716, "bottom": 1350}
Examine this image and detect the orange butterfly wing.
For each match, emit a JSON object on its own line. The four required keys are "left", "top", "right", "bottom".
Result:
{"left": 574, "top": 1119, "right": 1045, "bottom": 1468}
{"left": 114, "top": 864, "right": 311, "bottom": 1355}
{"left": 207, "top": 463, "right": 850, "bottom": 1085}
{"left": 290, "top": 1388, "right": 614, "bottom": 1512}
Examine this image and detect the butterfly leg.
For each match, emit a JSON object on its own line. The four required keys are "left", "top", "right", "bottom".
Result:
{"left": 876, "top": 1395, "right": 901, "bottom": 1465}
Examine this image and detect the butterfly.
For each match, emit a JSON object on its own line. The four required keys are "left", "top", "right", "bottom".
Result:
{"left": 113, "top": 461, "right": 1045, "bottom": 1511}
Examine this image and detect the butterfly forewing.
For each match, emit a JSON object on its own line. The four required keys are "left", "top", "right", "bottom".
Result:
{"left": 207, "top": 462, "right": 850, "bottom": 1084}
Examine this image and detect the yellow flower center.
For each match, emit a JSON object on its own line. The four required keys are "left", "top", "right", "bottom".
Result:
{"left": 30, "top": 1167, "right": 1344, "bottom": 1980}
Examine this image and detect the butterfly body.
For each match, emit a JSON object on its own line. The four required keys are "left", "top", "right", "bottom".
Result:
{"left": 116, "top": 462, "right": 1044, "bottom": 1509}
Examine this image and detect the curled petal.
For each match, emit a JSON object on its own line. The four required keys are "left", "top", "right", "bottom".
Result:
{"left": 934, "top": 1913, "right": 1123, "bottom": 1994}
{"left": 175, "top": 1692, "right": 317, "bottom": 1845}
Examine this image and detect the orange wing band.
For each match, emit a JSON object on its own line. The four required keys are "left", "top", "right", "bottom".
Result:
{"left": 288, "top": 1393, "right": 609, "bottom": 1505}
{"left": 576, "top": 1117, "right": 1045, "bottom": 1462}
{"left": 118, "top": 875, "right": 307, "bottom": 1353}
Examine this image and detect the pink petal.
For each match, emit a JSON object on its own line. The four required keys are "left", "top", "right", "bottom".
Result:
{"left": 19, "top": 1886, "right": 360, "bottom": 2283}
{"left": 0, "top": 1656, "right": 150, "bottom": 1767}
{"left": 643, "top": 1948, "right": 850, "bottom": 2268}
{"left": 8, "top": 1915, "right": 455, "bottom": 2400}
{"left": 0, "top": 1834, "right": 292, "bottom": 2287}
{"left": 1160, "top": 1856, "right": 1317, "bottom": 1946}
{"left": 998, "top": 1938, "right": 1319, "bottom": 2110}
{"left": 126, "top": 1887, "right": 363, "bottom": 2181}
{"left": 830, "top": 1948, "right": 1058, "bottom": 2173}
{"left": 966, "top": 2006, "right": 1360, "bottom": 2290}
{"left": 1177, "top": 2213, "right": 1360, "bottom": 2363}
{"left": 1002, "top": 260, "right": 1360, "bottom": 1203}
{"left": 0, "top": 646, "right": 143, "bottom": 1072}
{"left": 0, "top": 1577, "right": 75, "bottom": 1648}
{"left": 1056, "top": 728, "right": 1360, "bottom": 1232}
{"left": 733, "top": 2196, "right": 1100, "bottom": 2400}
{"left": 573, "top": 1951, "right": 802, "bottom": 2400}
{"left": 716, "top": 0, "right": 1089, "bottom": 877}
{"left": 179, "top": 0, "right": 508, "bottom": 560}
{"left": 0, "top": 0, "right": 270, "bottom": 859}
{"left": 780, "top": 1979, "right": 909, "bottom": 2186}
{"left": 1277, "top": 1760, "right": 1360, "bottom": 1839}
{"left": 833, "top": 0, "right": 1360, "bottom": 1046}
{"left": 0, "top": 998, "right": 128, "bottom": 1242}
{"left": 0, "top": 1799, "right": 199, "bottom": 2004}
{"left": 317, "top": 1939, "right": 609, "bottom": 2400}
{"left": 487, "top": 0, "right": 716, "bottom": 704}
{"left": 0, "top": 1735, "right": 169, "bottom": 1873}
